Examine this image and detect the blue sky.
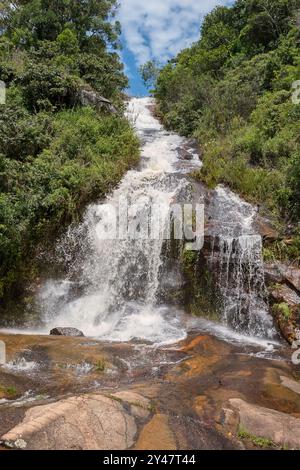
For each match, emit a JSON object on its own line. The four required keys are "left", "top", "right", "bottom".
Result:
{"left": 117, "top": 0, "right": 233, "bottom": 96}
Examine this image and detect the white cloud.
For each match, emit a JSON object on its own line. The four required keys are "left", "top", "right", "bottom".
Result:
{"left": 118, "top": 0, "right": 231, "bottom": 66}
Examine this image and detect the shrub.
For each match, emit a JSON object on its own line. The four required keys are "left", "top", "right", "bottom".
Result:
{"left": 155, "top": 0, "right": 300, "bottom": 236}
{"left": 0, "top": 108, "right": 139, "bottom": 301}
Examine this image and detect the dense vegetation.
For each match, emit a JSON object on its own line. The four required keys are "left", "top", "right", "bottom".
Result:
{"left": 153, "top": 0, "right": 300, "bottom": 259}
{"left": 0, "top": 1, "right": 139, "bottom": 303}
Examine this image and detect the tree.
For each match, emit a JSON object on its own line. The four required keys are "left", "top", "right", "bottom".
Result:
{"left": 0, "top": 0, "right": 128, "bottom": 102}
{"left": 139, "top": 60, "right": 160, "bottom": 90}
{"left": 2, "top": 0, "right": 121, "bottom": 49}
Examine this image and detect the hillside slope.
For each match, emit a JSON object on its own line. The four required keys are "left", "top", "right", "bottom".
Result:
{"left": 155, "top": 0, "right": 300, "bottom": 261}
{"left": 0, "top": 1, "right": 139, "bottom": 305}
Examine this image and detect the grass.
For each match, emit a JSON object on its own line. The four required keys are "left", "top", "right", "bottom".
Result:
{"left": 273, "top": 302, "right": 292, "bottom": 321}
{"left": 193, "top": 133, "right": 281, "bottom": 204}
{"left": 104, "top": 394, "right": 123, "bottom": 403}
{"left": 263, "top": 240, "right": 300, "bottom": 264}
{"left": 237, "top": 427, "right": 280, "bottom": 449}
{"left": 148, "top": 401, "right": 157, "bottom": 413}
{"left": 93, "top": 359, "right": 106, "bottom": 373}
{"left": 103, "top": 394, "right": 156, "bottom": 412}
{"left": 0, "top": 385, "right": 18, "bottom": 399}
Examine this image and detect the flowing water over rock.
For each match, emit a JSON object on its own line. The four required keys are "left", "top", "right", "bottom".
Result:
{"left": 207, "top": 186, "right": 275, "bottom": 339}
{"left": 37, "top": 98, "right": 200, "bottom": 343}
{"left": 3, "top": 98, "right": 275, "bottom": 345}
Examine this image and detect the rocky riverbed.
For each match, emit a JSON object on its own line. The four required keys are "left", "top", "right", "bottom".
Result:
{"left": 0, "top": 331, "right": 300, "bottom": 450}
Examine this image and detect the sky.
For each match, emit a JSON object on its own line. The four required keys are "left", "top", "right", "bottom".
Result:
{"left": 118, "top": 0, "right": 233, "bottom": 96}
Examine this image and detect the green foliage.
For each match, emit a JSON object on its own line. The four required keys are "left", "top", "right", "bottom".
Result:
{"left": 1, "top": 0, "right": 121, "bottom": 49}
{"left": 263, "top": 236, "right": 300, "bottom": 262}
{"left": 0, "top": 107, "right": 139, "bottom": 300}
{"left": 0, "top": 1, "right": 139, "bottom": 303}
{"left": 0, "top": 0, "right": 128, "bottom": 104}
{"left": 273, "top": 302, "right": 292, "bottom": 320}
{"left": 94, "top": 359, "right": 106, "bottom": 373}
{"left": 155, "top": 0, "right": 300, "bottom": 248}
{"left": 0, "top": 103, "right": 53, "bottom": 160}
{"left": 139, "top": 60, "right": 161, "bottom": 90}
{"left": 237, "top": 427, "right": 278, "bottom": 449}
{"left": 19, "top": 61, "right": 79, "bottom": 111}
{"left": 0, "top": 385, "right": 18, "bottom": 399}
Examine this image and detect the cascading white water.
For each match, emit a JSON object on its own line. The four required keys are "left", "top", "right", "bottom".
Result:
{"left": 33, "top": 98, "right": 276, "bottom": 344}
{"left": 38, "top": 98, "right": 200, "bottom": 343}
{"left": 208, "top": 186, "right": 275, "bottom": 338}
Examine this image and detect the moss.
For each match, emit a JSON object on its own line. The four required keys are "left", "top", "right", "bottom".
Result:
{"left": 160, "top": 237, "right": 222, "bottom": 320}
{"left": 237, "top": 427, "right": 279, "bottom": 449}
{"left": 263, "top": 247, "right": 277, "bottom": 263}
{"left": 94, "top": 359, "right": 106, "bottom": 373}
{"left": 182, "top": 246, "right": 222, "bottom": 320}
{"left": 104, "top": 394, "right": 156, "bottom": 412}
{"left": 148, "top": 401, "right": 157, "bottom": 413}
{"left": 0, "top": 385, "right": 18, "bottom": 400}
{"left": 104, "top": 394, "right": 122, "bottom": 403}
{"left": 273, "top": 302, "right": 292, "bottom": 321}
{"left": 182, "top": 248, "right": 198, "bottom": 270}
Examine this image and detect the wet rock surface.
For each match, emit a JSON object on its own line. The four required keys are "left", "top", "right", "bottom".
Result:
{"left": 0, "top": 332, "right": 300, "bottom": 450}
{"left": 50, "top": 327, "right": 84, "bottom": 337}
{"left": 264, "top": 263, "right": 300, "bottom": 294}
{"left": 229, "top": 398, "right": 300, "bottom": 449}
{"left": 265, "top": 263, "right": 300, "bottom": 343}
{"left": 1, "top": 393, "right": 140, "bottom": 450}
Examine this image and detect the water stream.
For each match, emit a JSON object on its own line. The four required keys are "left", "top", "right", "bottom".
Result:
{"left": 207, "top": 186, "right": 275, "bottom": 339}
{"left": 37, "top": 98, "right": 200, "bottom": 343}
{"left": 3, "top": 98, "right": 276, "bottom": 347}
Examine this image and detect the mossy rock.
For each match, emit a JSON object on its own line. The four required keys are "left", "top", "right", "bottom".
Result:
{"left": 272, "top": 303, "right": 300, "bottom": 344}
{"left": 0, "top": 385, "right": 19, "bottom": 400}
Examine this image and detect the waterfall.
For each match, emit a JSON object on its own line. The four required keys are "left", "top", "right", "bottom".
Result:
{"left": 36, "top": 98, "right": 275, "bottom": 343}
{"left": 208, "top": 187, "right": 275, "bottom": 338}
{"left": 38, "top": 98, "right": 200, "bottom": 343}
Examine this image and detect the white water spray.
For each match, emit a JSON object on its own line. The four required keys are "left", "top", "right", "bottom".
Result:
{"left": 208, "top": 186, "right": 275, "bottom": 338}
{"left": 18, "top": 98, "right": 275, "bottom": 345}
{"left": 38, "top": 98, "right": 199, "bottom": 342}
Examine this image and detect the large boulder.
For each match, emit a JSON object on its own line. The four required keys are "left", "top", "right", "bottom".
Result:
{"left": 78, "top": 88, "right": 117, "bottom": 114}
{"left": 271, "top": 303, "right": 300, "bottom": 344}
{"left": 264, "top": 262, "right": 286, "bottom": 285}
{"left": 268, "top": 272, "right": 300, "bottom": 344}
{"left": 229, "top": 398, "right": 300, "bottom": 449}
{"left": 50, "top": 327, "right": 84, "bottom": 337}
{"left": 270, "top": 284, "right": 300, "bottom": 306}
{"left": 0, "top": 393, "right": 141, "bottom": 450}
{"left": 254, "top": 216, "right": 279, "bottom": 244}
{"left": 265, "top": 262, "right": 300, "bottom": 295}
{"left": 280, "top": 265, "right": 300, "bottom": 294}
{"left": 280, "top": 376, "right": 300, "bottom": 395}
